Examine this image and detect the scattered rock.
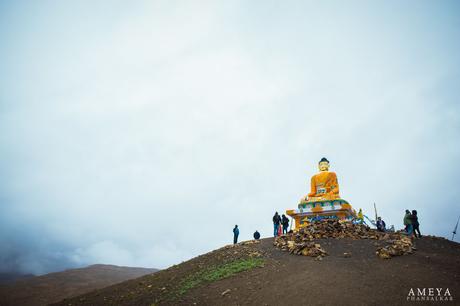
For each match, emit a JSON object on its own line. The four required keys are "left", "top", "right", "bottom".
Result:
{"left": 275, "top": 237, "right": 328, "bottom": 258}
{"left": 315, "top": 255, "right": 323, "bottom": 261}
{"left": 241, "top": 240, "right": 261, "bottom": 245}
{"left": 376, "top": 236, "right": 414, "bottom": 259}
{"left": 248, "top": 251, "right": 262, "bottom": 257}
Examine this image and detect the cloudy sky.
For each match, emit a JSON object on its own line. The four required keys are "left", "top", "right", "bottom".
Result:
{"left": 1, "top": 0, "right": 459, "bottom": 275}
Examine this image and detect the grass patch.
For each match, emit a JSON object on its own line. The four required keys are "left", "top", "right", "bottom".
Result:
{"left": 177, "top": 258, "right": 264, "bottom": 296}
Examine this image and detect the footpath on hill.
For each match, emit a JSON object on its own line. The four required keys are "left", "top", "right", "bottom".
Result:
{"left": 53, "top": 222, "right": 460, "bottom": 306}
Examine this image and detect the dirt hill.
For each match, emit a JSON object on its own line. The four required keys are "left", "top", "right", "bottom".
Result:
{"left": 0, "top": 264, "right": 158, "bottom": 306}
{"left": 0, "top": 273, "right": 35, "bottom": 285}
{"left": 51, "top": 235, "right": 460, "bottom": 306}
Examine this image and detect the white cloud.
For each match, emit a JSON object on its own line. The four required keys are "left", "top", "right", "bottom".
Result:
{"left": 1, "top": 0, "right": 459, "bottom": 274}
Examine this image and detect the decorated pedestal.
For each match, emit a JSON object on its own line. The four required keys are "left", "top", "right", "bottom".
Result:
{"left": 287, "top": 199, "right": 355, "bottom": 229}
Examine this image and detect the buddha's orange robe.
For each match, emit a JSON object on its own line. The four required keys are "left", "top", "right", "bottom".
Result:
{"left": 307, "top": 171, "right": 340, "bottom": 201}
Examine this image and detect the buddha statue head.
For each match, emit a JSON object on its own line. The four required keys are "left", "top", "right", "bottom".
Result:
{"left": 318, "top": 157, "right": 330, "bottom": 172}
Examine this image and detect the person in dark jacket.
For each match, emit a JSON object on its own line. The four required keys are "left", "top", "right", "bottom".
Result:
{"left": 282, "top": 214, "right": 289, "bottom": 234}
{"left": 376, "top": 217, "right": 386, "bottom": 232}
{"left": 233, "top": 225, "right": 239, "bottom": 244}
{"left": 253, "top": 230, "right": 260, "bottom": 240}
{"left": 273, "top": 212, "right": 281, "bottom": 237}
{"left": 411, "top": 210, "right": 421, "bottom": 238}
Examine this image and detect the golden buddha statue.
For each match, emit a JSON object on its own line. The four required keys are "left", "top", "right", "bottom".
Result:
{"left": 305, "top": 157, "right": 340, "bottom": 202}
{"left": 288, "top": 157, "right": 354, "bottom": 229}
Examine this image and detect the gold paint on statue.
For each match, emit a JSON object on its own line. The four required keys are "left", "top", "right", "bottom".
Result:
{"left": 305, "top": 160, "right": 340, "bottom": 202}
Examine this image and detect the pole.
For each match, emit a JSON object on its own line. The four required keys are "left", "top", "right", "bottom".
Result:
{"left": 452, "top": 216, "right": 460, "bottom": 241}
{"left": 374, "top": 203, "right": 378, "bottom": 223}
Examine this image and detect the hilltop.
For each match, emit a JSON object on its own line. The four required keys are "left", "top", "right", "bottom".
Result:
{"left": 52, "top": 233, "right": 460, "bottom": 306}
{"left": 0, "top": 264, "right": 158, "bottom": 306}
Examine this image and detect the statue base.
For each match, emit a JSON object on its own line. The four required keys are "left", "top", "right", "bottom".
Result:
{"left": 286, "top": 199, "right": 355, "bottom": 230}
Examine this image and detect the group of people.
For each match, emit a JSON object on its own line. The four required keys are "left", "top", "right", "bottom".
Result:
{"left": 231, "top": 211, "right": 290, "bottom": 244}
{"left": 273, "top": 212, "right": 289, "bottom": 237}
{"left": 232, "top": 209, "right": 422, "bottom": 244}
{"left": 404, "top": 209, "right": 421, "bottom": 238}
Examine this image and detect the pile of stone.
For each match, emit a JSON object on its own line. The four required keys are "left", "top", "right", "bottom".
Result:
{"left": 294, "top": 218, "right": 390, "bottom": 240}
{"left": 376, "top": 236, "right": 414, "bottom": 259}
{"left": 274, "top": 236, "right": 328, "bottom": 258}
{"left": 274, "top": 219, "right": 414, "bottom": 259}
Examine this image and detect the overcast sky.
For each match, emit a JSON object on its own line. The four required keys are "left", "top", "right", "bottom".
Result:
{"left": 1, "top": 0, "right": 459, "bottom": 275}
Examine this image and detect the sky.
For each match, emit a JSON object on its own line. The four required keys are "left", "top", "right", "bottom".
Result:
{"left": 1, "top": 0, "right": 459, "bottom": 275}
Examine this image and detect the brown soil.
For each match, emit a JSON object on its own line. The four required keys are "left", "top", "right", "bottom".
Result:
{"left": 50, "top": 236, "right": 460, "bottom": 306}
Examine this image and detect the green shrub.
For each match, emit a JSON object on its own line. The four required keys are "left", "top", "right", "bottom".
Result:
{"left": 177, "top": 258, "right": 264, "bottom": 295}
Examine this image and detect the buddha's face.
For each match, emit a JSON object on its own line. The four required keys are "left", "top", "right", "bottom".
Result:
{"left": 318, "top": 161, "right": 329, "bottom": 171}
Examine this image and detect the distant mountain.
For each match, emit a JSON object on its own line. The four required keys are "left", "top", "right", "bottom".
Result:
{"left": 0, "top": 272, "right": 35, "bottom": 285}
{"left": 0, "top": 264, "right": 158, "bottom": 306}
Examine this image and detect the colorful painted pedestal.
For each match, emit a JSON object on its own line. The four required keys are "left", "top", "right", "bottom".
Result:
{"left": 286, "top": 199, "right": 355, "bottom": 230}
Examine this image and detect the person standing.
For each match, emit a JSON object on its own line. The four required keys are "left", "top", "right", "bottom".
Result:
{"left": 253, "top": 230, "right": 260, "bottom": 240}
{"left": 404, "top": 210, "right": 413, "bottom": 235}
{"left": 376, "top": 217, "right": 386, "bottom": 232}
{"left": 411, "top": 210, "right": 421, "bottom": 238}
{"left": 282, "top": 214, "right": 289, "bottom": 234}
{"left": 357, "top": 208, "right": 364, "bottom": 224}
{"left": 233, "top": 225, "right": 239, "bottom": 244}
{"left": 273, "top": 212, "right": 281, "bottom": 237}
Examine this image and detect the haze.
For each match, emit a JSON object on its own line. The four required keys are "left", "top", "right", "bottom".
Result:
{"left": 1, "top": 0, "right": 459, "bottom": 275}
